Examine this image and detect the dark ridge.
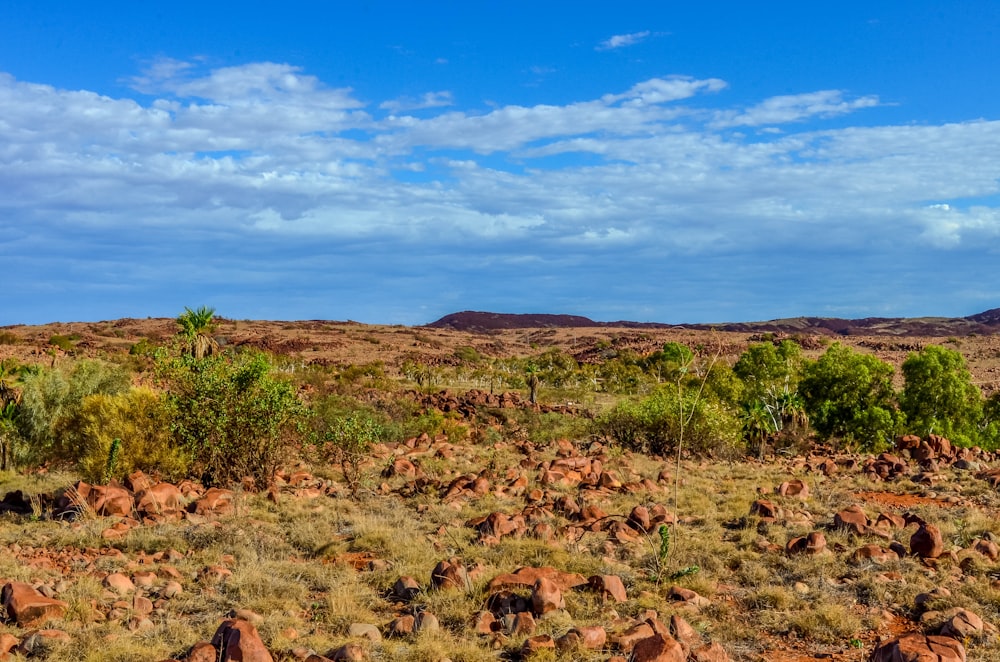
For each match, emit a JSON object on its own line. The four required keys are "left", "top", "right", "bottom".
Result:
{"left": 427, "top": 311, "right": 602, "bottom": 331}
{"left": 427, "top": 308, "right": 1000, "bottom": 336}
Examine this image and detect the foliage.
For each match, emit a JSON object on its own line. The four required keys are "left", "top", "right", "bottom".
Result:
{"left": 160, "top": 350, "right": 305, "bottom": 488}
{"left": 595, "top": 383, "right": 743, "bottom": 456}
{"left": 734, "top": 341, "right": 806, "bottom": 452}
{"left": 900, "top": 344, "right": 983, "bottom": 444}
{"left": 798, "top": 343, "right": 900, "bottom": 451}
{"left": 16, "top": 360, "right": 130, "bottom": 467}
{"left": 57, "top": 388, "right": 188, "bottom": 483}
{"left": 176, "top": 306, "right": 218, "bottom": 359}
{"left": 310, "top": 402, "right": 385, "bottom": 495}
{"left": 0, "top": 400, "right": 19, "bottom": 471}
{"left": 981, "top": 391, "right": 1000, "bottom": 450}
{"left": 642, "top": 342, "right": 694, "bottom": 383}
{"left": 48, "top": 334, "right": 80, "bottom": 352}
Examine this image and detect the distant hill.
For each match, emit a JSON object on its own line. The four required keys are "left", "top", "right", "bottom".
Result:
{"left": 427, "top": 309, "right": 1000, "bottom": 336}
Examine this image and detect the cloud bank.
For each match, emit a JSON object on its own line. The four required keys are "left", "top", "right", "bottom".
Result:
{"left": 2, "top": 59, "right": 999, "bottom": 324}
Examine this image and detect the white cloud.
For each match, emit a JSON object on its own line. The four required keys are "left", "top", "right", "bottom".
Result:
{"left": 596, "top": 31, "right": 651, "bottom": 51}
{"left": 713, "top": 90, "right": 880, "bottom": 127}
{"left": 379, "top": 91, "right": 454, "bottom": 113}
{"left": 3, "top": 60, "right": 1000, "bottom": 324}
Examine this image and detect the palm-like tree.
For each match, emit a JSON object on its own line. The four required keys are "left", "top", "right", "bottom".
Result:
{"left": 177, "top": 306, "right": 219, "bottom": 359}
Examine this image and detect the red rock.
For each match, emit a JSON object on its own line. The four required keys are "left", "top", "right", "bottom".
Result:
{"left": 834, "top": 505, "right": 869, "bottom": 535}
{"left": 388, "top": 615, "right": 415, "bottom": 636}
{"left": 326, "top": 643, "right": 364, "bottom": 661}
{"left": 126, "top": 470, "right": 154, "bottom": 492}
{"left": 211, "top": 619, "right": 274, "bottom": 662}
{"left": 88, "top": 483, "right": 135, "bottom": 517}
{"left": 670, "top": 615, "right": 701, "bottom": 651}
{"left": 391, "top": 576, "right": 421, "bottom": 602}
{"left": 136, "top": 483, "right": 184, "bottom": 516}
{"left": 777, "top": 479, "right": 809, "bottom": 499}
{"left": 508, "top": 611, "right": 536, "bottom": 635}
{"left": 588, "top": 574, "right": 627, "bottom": 602}
{"left": 520, "top": 634, "right": 555, "bottom": 656}
{"left": 530, "top": 577, "right": 563, "bottom": 615}
{"left": 939, "top": 608, "right": 984, "bottom": 638}
{"left": 191, "top": 488, "right": 235, "bottom": 516}
{"left": 631, "top": 632, "right": 686, "bottom": 662}
{"left": 430, "top": 559, "right": 468, "bottom": 590}
{"left": 852, "top": 544, "right": 900, "bottom": 564}
{"left": 1, "top": 582, "right": 68, "bottom": 627}
{"left": 615, "top": 622, "right": 655, "bottom": 652}
{"left": 869, "top": 633, "right": 965, "bottom": 662}
{"left": 750, "top": 499, "right": 780, "bottom": 522}
{"left": 628, "top": 506, "right": 652, "bottom": 532}
{"left": 487, "top": 566, "right": 588, "bottom": 592}
{"left": 972, "top": 538, "right": 1000, "bottom": 561}
{"left": 692, "top": 642, "right": 731, "bottom": 661}
{"left": 0, "top": 633, "right": 19, "bottom": 656}
{"left": 911, "top": 524, "right": 945, "bottom": 559}
{"left": 473, "top": 611, "right": 497, "bottom": 634}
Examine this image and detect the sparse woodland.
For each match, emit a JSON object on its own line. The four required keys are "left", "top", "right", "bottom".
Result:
{"left": 1, "top": 313, "right": 1000, "bottom": 660}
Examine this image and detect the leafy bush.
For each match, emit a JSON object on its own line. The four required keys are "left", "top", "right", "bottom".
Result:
{"left": 798, "top": 343, "right": 900, "bottom": 451}
{"left": 900, "top": 344, "right": 982, "bottom": 445}
{"left": 17, "top": 360, "right": 131, "bottom": 466}
{"left": 0, "top": 331, "right": 20, "bottom": 345}
{"left": 160, "top": 351, "right": 306, "bottom": 488}
{"left": 595, "top": 384, "right": 743, "bottom": 457}
{"left": 59, "top": 388, "right": 188, "bottom": 483}
{"left": 734, "top": 341, "right": 806, "bottom": 451}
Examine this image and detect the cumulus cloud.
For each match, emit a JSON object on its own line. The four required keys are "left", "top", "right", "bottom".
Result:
{"left": 596, "top": 31, "right": 651, "bottom": 50}
{"left": 2, "top": 59, "right": 1000, "bottom": 323}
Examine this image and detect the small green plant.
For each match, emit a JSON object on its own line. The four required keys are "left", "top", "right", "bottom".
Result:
{"left": 670, "top": 565, "right": 700, "bottom": 580}
{"left": 0, "top": 331, "right": 20, "bottom": 345}
{"left": 317, "top": 412, "right": 384, "bottom": 497}
{"left": 658, "top": 524, "right": 671, "bottom": 564}
{"left": 104, "top": 437, "right": 122, "bottom": 483}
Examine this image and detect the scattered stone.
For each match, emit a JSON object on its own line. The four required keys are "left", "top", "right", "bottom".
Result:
{"left": 210, "top": 619, "right": 274, "bottom": 662}
{"left": 348, "top": 623, "right": 381, "bottom": 642}
{"left": 869, "top": 633, "right": 964, "bottom": 662}
{"left": 588, "top": 574, "right": 628, "bottom": 602}
{"left": 1, "top": 582, "right": 68, "bottom": 627}
{"left": 530, "top": 577, "right": 564, "bottom": 615}
{"left": 911, "top": 523, "right": 945, "bottom": 559}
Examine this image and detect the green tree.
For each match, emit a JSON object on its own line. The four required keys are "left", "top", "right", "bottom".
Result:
{"left": 798, "top": 343, "right": 900, "bottom": 450}
{"left": 176, "top": 306, "right": 219, "bottom": 359}
{"left": 734, "top": 341, "right": 805, "bottom": 447}
{"left": 643, "top": 342, "right": 695, "bottom": 383}
{"left": 900, "top": 345, "right": 982, "bottom": 444}
{"left": 160, "top": 350, "right": 305, "bottom": 487}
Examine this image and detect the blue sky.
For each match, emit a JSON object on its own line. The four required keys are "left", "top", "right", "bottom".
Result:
{"left": 2, "top": 1, "right": 999, "bottom": 325}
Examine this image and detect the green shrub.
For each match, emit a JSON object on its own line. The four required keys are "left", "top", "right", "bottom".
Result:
{"left": 60, "top": 388, "right": 188, "bottom": 482}
{"left": 48, "top": 334, "right": 80, "bottom": 352}
{"left": 0, "top": 331, "right": 20, "bottom": 345}
{"left": 595, "top": 384, "right": 743, "bottom": 457}
{"left": 17, "top": 360, "right": 130, "bottom": 466}
{"left": 900, "top": 344, "right": 982, "bottom": 445}
{"left": 799, "top": 343, "right": 900, "bottom": 451}
{"left": 160, "top": 350, "right": 306, "bottom": 488}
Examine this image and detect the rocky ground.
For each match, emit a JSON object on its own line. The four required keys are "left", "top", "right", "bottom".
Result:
{"left": 3, "top": 318, "right": 1000, "bottom": 661}
{"left": 3, "top": 424, "right": 1000, "bottom": 661}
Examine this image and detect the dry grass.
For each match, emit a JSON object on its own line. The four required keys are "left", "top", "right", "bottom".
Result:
{"left": 4, "top": 438, "right": 1000, "bottom": 660}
